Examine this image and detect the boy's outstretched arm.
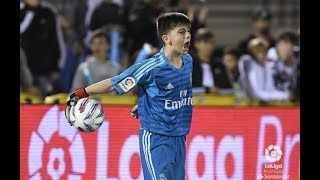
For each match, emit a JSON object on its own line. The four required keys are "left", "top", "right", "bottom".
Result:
{"left": 85, "top": 78, "right": 115, "bottom": 95}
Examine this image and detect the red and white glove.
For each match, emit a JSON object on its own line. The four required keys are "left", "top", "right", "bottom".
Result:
{"left": 65, "top": 88, "right": 89, "bottom": 125}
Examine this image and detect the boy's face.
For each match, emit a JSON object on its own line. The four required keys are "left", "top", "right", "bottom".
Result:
{"left": 90, "top": 37, "right": 109, "bottom": 57}
{"left": 276, "top": 40, "right": 293, "bottom": 62}
{"left": 223, "top": 54, "right": 237, "bottom": 71}
{"left": 165, "top": 25, "right": 191, "bottom": 54}
{"left": 251, "top": 47, "right": 267, "bottom": 64}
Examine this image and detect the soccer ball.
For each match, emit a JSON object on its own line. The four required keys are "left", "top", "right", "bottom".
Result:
{"left": 69, "top": 98, "right": 104, "bottom": 132}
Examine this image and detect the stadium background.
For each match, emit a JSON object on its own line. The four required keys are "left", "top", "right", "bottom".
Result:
{"left": 20, "top": 0, "right": 300, "bottom": 179}
{"left": 46, "top": 0, "right": 300, "bottom": 47}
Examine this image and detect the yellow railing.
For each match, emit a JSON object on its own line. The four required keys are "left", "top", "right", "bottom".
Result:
{"left": 20, "top": 92, "right": 299, "bottom": 107}
{"left": 20, "top": 92, "right": 42, "bottom": 104}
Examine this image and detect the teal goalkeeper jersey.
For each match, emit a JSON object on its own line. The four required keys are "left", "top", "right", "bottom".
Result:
{"left": 111, "top": 48, "right": 193, "bottom": 136}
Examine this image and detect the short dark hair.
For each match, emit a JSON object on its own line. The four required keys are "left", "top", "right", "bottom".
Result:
{"left": 251, "top": 8, "right": 272, "bottom": 21}
{"left": 156, "top": 12, "right": 191, "bottom": 38}
{"left": 90, "top": 30, "right": 110, "bottom": 44}
{"left": 194, "top": 28, "right": 214, "bottom": 42}
{"left": 276, "top": 30, "right": 299, "bottom": 45}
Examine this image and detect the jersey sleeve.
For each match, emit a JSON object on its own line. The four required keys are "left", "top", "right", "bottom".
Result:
{"left": 111, "top": 59, "right": 155, "bottom": 95}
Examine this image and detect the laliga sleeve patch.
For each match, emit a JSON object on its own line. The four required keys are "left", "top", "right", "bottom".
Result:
{"left": 119, "top": 77, "right": 136, "bottom": 92}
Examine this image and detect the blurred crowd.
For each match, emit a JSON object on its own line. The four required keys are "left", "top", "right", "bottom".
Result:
{"left": 20, "top": 0, "right": 300, "bottom": 105}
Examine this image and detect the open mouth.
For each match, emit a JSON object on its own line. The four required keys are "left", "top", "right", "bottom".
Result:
{"left": 184, "top": 41, "right": 190, "bottom": 49}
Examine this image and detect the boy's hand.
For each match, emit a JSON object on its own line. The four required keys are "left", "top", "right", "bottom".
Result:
{"left": 130, "top": 105, "right": 139, "bottom": 119}
{"left": 65, "top": 88, "right": 89, "bottom": 125}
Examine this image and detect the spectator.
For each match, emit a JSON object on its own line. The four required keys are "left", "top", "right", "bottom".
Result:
{"left": 85, "top": 0, "right": 103, "bottom": 30}
{"left": 71, "top": 30, "right": 123, "bottom": 92}
{"left": 191, "top": 28, "right": 230, "bottom": 94}
{"left": 238, "top": 37, "right": 289, "bottom": 104}
{"left": 125, "top": 0, "right": 164, "bottom": 65}
{"left": 191, "top": 28, "right": 215, "bottom": 94}
{"left": 20, "top": 47, "right": 41, "bottom": 97}
{"left": 267, "top": 30, "right": 300, "bottom": 100}
{"left": 221, "top": 46, "right": 241, "bottom": 95}
{"left": 89, "top": 0, "right": 124, "bottom": 31}
{"left": 20, "top": 0, "right": 66, "bottom": 98}
{"left": 88, "top": 0, "right": 130, "bottom": 66}
{"left": 71, "top": 0, "right": 88, "bottom": 54}
{"left": 238, "top": 7, "right": 275, "bottom": 56}
{"left": 56, "top": 16, "right": 78, "bottom": 93}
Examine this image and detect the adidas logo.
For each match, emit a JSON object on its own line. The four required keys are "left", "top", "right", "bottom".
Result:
{"left": 165, "top": 83, "right": 174, "bottom": 90}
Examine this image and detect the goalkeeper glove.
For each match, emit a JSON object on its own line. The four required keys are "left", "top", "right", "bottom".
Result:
{"left": 65, "top": 87, "right": 89, "bottom": 125}
{"left": 130, "top": 105, "right": 139, "bottom": 119}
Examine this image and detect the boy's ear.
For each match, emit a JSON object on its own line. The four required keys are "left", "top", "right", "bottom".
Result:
{"left": 162, "top": 35, "right": 172, "bottom": 46}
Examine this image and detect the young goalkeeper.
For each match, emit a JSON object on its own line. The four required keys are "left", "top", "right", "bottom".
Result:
{"left": 65, "top": 12, "right": 193, "bottom": 180}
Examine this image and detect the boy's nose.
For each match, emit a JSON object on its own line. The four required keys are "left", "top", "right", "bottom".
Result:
{"left": 186, "top": 33, "right": 191, "bottom": 39}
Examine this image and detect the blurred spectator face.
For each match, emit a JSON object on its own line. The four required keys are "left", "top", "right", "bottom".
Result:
{"left": 276, "top": 40, "right": 294, "bottom": 62}
{"left": 252, "top": 47, "right": 268, "bottom": 64}
{"left": 194, "top": 28, "right": 215, "bottom": 59}
{"left": 90, "top": 36, "right": 109, "bottom": 58}
{"left": 223, "top": 54, "right": 238, "bottom": 72}
{"left": 275, "top": 30, "right": 299, "bottom": 63}
{"left": 25, "top": 0, "right": 40, "bottom": 7}
{"left": 253, "top": 19, "right": 271, "bottom": 36}
{"left": 194, "top": 38, "right": 214, "bottom": 58}
{"left": 248, "top": 37, "right": 269, "bottom": 64}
